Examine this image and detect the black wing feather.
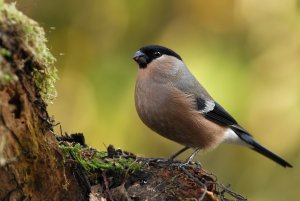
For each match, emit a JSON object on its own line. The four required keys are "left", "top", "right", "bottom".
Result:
{"left": 204, "top": 102, "right": 237, "bottom": 126}
{"left": 196, "top": 98, "right": 236, "bottom": 126}
{"left": 196, "top": 98, "right": 251, "bottom": 135}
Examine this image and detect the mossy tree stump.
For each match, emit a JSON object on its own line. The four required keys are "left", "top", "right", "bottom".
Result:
{"left": 0, "top": 3, "right": 246, "bottom": 201}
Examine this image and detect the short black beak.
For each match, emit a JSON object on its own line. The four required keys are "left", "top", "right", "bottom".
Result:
{"left": 133, "top": 50, "right": 148, "bottom": 68}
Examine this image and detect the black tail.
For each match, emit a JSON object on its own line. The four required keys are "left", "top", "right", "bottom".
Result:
{"left": 238, "top": 132, "right": 293, "bottom": 168}
{"left": 251, "top": 140, "right": 292, "bottom": 168}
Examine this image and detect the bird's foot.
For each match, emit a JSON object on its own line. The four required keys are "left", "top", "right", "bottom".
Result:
{"left": 178, "top": 161, "right": 190, "bottom": 169}
{"left": 190, "top": 160, "right": 202, "bottom": 168}
{"left": 177, "top": 160, "right": 202, "bottom": 169}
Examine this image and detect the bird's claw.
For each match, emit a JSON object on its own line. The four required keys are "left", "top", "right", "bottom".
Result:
{"left": 178, "top": 162, "right": 188, "bottom": 170}
{"left": 177, "top": 160, "right": 202, "bottom": 170}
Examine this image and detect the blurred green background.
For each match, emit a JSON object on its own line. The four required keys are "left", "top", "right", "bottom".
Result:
{"left": 8, "top": 0, "right": 300, "bottom": 200}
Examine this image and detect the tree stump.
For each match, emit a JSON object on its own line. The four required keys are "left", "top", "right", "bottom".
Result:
{"left": 0, "top": 3, "right": 247, "bottom": 201}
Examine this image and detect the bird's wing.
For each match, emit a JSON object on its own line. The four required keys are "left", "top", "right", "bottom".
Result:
{"left": 196, "top": 97, "right": 251, "bottom": 136}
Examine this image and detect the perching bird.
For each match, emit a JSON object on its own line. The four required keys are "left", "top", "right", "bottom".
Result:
{"left": 133, "top": 45, "right": 292, "bottom": 168}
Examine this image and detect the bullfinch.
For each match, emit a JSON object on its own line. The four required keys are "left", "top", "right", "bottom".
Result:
{"left": 133, "top": 45, "right": 292, "bottom": 168}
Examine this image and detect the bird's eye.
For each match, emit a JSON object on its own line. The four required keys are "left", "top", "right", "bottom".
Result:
{"left": 154, "top": 51, "right": 161, "bottom": 57}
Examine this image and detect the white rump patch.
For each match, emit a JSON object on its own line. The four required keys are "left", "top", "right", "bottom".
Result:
{"left": 222, "top": 129, "right": 250, "bottom": 147}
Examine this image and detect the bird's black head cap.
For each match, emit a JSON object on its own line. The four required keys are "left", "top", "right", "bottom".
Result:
{"left": 133, "top": 45, "right": 182, "bottom": 68}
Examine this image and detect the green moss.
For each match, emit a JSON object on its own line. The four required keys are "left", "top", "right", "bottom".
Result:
{"left": 110, "top": 157, "right": 141, "bottom": 176}
{"left": 0, "top": 62, "right": 18, "bottom": 85}
{"left": 59, "top": 143, "right": 142, "bottom": 175}
{"left": 0, "top": 47, "right": 11, "bottom": 57}
{"left": 0, "top": 3, "right": 58, "bottom": 102}
{"left": 59, "top": 143, "right": 82, "bottom": 158}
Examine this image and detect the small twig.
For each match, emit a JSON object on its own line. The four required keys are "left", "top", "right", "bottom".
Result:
{"left": 180, "top": 166, "right": 207, "bottom": 201}
{"left": 102, "top": 173, "right": 114, "bottom": 201}
{"left": 59, "top": 124, "right": 62, "bottom": 135}
{"left": 217, "top": 183, "right": 247, "bottom": 201}
{"left": 124, "top": 157, "right": 139, "bottom": 178}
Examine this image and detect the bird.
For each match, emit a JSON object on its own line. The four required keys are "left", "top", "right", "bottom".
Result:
{"left": 132, "top": 45, "right": 292, "bottom": 168}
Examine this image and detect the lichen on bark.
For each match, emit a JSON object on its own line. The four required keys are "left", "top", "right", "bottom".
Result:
{"left": 0, "top": 3, "right": 58, "bottom": 102}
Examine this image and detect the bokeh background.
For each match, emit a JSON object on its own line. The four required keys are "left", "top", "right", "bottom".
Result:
{"left": 8, "top": 0, "right": 300, "bottom": 200}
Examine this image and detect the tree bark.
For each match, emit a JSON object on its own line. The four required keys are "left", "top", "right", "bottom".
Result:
{"left": 0, "top": 3, "right": 89, "bottom": 201}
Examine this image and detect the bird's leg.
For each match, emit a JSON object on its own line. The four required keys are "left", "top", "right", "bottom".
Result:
{"left": 168, "top": 146, "right": 190, "bottom": 161}
{"left": 177, "top": 148, "right": 202, "bottom": 169}
{"left": 186, "top": 147, "right": 201, "bottom": 164}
